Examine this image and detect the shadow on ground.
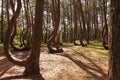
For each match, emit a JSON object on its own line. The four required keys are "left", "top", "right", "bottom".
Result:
{"left": 56, "top": 49, "right": 108, "bottom": 80}
{"left": 0, "top": 58, "right": 14, "bottom": 77}
{"left": 0, "top": 74, "right": 45, "bottom": 80}
{"left": 0, "top": 46, "right": 108, "bottom": 80}
{"left": 0, "top": 51, "right": 30, "bottom": 78}
{"left": 0, "top": 50, "right": 45, "bottom": 80}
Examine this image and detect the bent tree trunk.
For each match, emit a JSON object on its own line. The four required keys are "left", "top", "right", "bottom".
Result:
{"left": 4, "top": 0, "right": 44, "bottom": 75}
{"left": 108, "top": 0, "right": 120, "bottom": 80}
{"left": 10, "top": 0, "right": 30, "bottom": 51}
{"left": 47, "top": 0, "right": 63, "bottom": 53}
{"left": 4, "top": 0, "right": 27, "bottom": 66}
{"left": 10, "top": 23, "right": 31, "bottom": 51}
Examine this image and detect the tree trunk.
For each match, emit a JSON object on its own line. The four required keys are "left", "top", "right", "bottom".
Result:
{"left": 4, "top": 0, "right": 27, "bottom": 66}
{"left": 6, "top": 0, "right": 10, "bottom": 24}
{"left": 10, "top": 0, "right": 30, "bottom": 51}
{"left": 93, "top": 0, "right": 99, "bottom": 40}
{"left": 25, "top": 0, "right": 44, "bottom": 74}
{"left": 73, "top": 0, "right": 78, "bottom": 45}
{"left": 47, "top": 0, "right": 63, "bottom": 53}
{"left": 85, "top": 0, "right": 90, "bottom": 44}
{"left": 108, "top": 0, "right": 120, "bottom": 80}
{"left": 1, "top": 0, "right": 4, "bottom": 43}
{"left": 70, "top": 0, "right": 74, "bottom": 43}
{"left": 78, "top": 0, "right": 87, "bottom": 47}
{"left": 102, "top": 0, "right": 108, "bottom": 50}
{"left": 4, "top": 0, "right": 44, "bottom": 76}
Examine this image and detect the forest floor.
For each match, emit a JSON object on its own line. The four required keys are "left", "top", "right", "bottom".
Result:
{"left": 0, "top": 42, "right": 108, "bottom": 80}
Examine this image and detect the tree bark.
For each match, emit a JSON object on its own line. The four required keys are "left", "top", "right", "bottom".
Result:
{"left": 108, "top": 0, "right": 120, "bottom": 80}
{"left": 1, "top": 0, "right": 4, "bottom": 43}
{"left": 102, "top": 0, "right": 109, "bottom": 50}
{"left": 47, "top": 0, "right": 63, "bottom": 53}
{"left": 78, "top": 0, "right": 87, "bottom": 47}
{"left": 4, "top": 0, "right": 44, "bottom": 76}
{"left": 25, "top": 0, "right": 44, "bottom": 75}
{"left": 73, "top": 0, "right": 78, "bottom": 45}
{"left": 4, "top": 0, "right": 28, "bottom": 66}
{"left": 85, "top": 0, "right": 90, "bottom": 44}
{"left": 10, "top": 0, "right": 30, "bottom": 51}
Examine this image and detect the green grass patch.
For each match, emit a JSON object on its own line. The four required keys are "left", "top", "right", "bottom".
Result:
{"left": 0, "top": 44, "right": 3, "bottom": 48}
{"left": 72, "top": 41, "right": 109, "bottom": 59}
{"left": 83, "top": 42, "right": 109, "bottom": 59}
{"left": 0, "top": 44, "right": 4, "bottom": 53}
{"left": 85, "top": 43, "right": 108, "bottom": 54}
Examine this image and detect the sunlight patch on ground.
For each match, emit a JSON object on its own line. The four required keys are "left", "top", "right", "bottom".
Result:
{"left": 40, "top": 53, "right": 86, "bottom": 80}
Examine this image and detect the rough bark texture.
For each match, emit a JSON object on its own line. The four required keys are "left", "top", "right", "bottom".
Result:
{"left": 108, "top": 0, "right": 120, "bottom": 80}
{"left": 24, "top": 0, "right": 44, "bottom": 74}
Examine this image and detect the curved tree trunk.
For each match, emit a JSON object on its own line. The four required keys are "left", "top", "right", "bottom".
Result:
{"left": 10, "top": 23, "right": 30, "bottom": 51}
{"left": 4, "top": 0, "right": 44, "bottom": 75}
{"left": 23, "top": 0, "right": 32, "bottom": 47}
{"left": 47, "top": 0, "right": 63, "bottom": 53}
{"left": 4, "top": 0, "right": 28, "bottom": 66}
{"left": 10, "top": 0, "right": 30, "bottom": 51}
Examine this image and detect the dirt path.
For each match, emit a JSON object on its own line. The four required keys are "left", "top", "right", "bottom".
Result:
{"left": 0, "top": 46, "right": 108, "bottom": 80}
